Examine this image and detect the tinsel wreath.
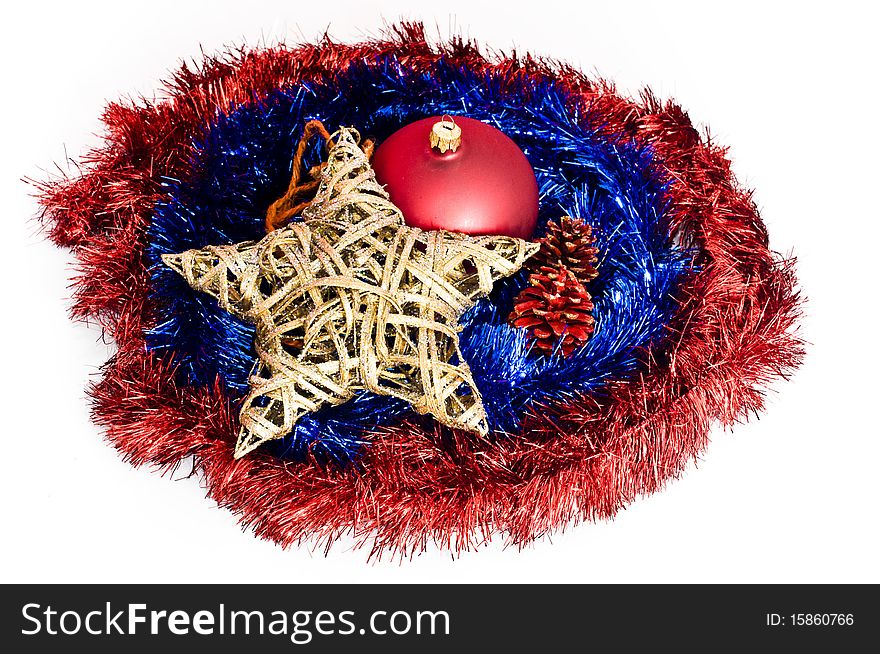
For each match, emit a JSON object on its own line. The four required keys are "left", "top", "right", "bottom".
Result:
{"left": 38, "top": 23, "right": 802, "bottom": 556}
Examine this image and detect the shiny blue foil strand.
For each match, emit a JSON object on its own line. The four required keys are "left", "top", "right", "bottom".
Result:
{"left": 145, "top": 57, "right": 693, "bottom": 464}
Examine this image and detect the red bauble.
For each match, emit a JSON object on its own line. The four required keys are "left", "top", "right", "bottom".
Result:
{"left": 372, "top": 116, "right": 539, "bottom": 239}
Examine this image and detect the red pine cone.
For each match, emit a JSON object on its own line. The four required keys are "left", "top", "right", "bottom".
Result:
{"left": 526, "top": 215, "right": 599, "bottom": 282}
{"left": 509, "top": 266, "right": 595, "bottom": 357}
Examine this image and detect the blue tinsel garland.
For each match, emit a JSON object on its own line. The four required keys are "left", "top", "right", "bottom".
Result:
{"left": 146, "top": 57, "right": 692, "bottom": 464}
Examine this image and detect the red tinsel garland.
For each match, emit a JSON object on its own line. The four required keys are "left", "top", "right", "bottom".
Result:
{"left": 38, "top": 24, "right": 802, "bottom": 556}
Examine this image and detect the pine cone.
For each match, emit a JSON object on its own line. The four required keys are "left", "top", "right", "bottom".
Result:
{"left": 509, "top": 267, "right": 595, "bottom": 357}
{"left": 527, "top": 216, "right": 599, "bottom": 282}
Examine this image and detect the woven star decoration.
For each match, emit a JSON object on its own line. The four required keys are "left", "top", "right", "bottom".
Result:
{"left": 163, "top": 128, "right": 538, "bottom": 458}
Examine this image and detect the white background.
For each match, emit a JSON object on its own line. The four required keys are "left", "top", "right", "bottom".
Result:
{"left": 1, "top": 0, "right": 877, "bottom": 583}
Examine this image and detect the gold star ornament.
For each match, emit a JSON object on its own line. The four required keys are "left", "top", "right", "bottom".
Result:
{"left": 163, "top": 128, "right": 538, "bottom": 458}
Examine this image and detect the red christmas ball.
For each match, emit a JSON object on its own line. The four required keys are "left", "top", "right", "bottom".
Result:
{"left": 372, "top": 116, "right": 539, "bottom": 239}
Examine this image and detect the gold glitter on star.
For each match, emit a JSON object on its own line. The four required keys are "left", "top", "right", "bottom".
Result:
{"left": 163, "top": 128, "right": 538, "bottom": 458}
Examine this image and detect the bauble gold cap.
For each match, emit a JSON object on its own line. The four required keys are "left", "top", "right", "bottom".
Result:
{"left": 429, "top": 116, "right": 462, "bottom": 153}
